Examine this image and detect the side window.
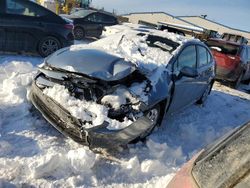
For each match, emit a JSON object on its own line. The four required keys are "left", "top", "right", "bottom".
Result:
{"left": 198, "top": 46, "right": 208, "bottom": 67}
{"left": 178, "top": 45, "right": 197, "bottom": 70}
{"left": 198, "top": 46, "right": 213, "bottom": 67}
{"left": 101, "top": 14, "right": 116, "bottom": 23}
{"left": 6, "top": 0, "right": 48, "bottom": 17}
{"left": 86, "top": 13, "right": 103, "bottom": 23}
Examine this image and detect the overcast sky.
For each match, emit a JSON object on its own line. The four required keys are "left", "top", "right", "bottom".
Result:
{"left": 92, "top": 0, "right": 250, "bottom": 32}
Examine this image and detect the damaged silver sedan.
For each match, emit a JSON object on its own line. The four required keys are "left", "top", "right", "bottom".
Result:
{"left": 30, "top": 30, "right": 215, "bottom": 148}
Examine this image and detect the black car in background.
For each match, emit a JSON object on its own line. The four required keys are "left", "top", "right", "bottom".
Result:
{"left": 61, "top": 9, "right": 118, "bottom": 40}
{"left": 0, "top": 0, "right": 74, "bottom": 57}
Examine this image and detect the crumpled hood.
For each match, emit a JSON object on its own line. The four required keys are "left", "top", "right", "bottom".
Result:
{"left": 45, "top": 46, "right": 136, "bottom": 81}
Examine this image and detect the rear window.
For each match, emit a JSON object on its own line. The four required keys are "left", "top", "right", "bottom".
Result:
{"left": 71, "top": 10, "right": 92, "bottom": 17}
{"left": 6, "top": 0, "right": 49, "bottom": 17}
{"left": 206, "top": 40, "right": 240, "bottom": 56}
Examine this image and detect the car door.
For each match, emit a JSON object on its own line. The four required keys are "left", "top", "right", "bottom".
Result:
{"left": 4, "top": 0, "right": 49, "bottom": 53}
{"left": 84, "top": 13, "right": 103, "bottom": 37}
{"left": 168, "top": 45, "right": 200, "bottom": 114}
{"left": 196, "top": 45, "right": 214, "bottom": 94}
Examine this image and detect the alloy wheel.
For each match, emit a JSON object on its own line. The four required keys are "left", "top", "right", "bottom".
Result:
{"left": 74, "top": 27, "right": 84, "bottom": 40}
{"left": 40, "top": 37, "right": 60, "bottom": 57}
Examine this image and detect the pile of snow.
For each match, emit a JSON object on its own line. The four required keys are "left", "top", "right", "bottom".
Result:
{"left": 101, "top": 86, "right": 139, "bottom": 110}
{"left": 43, "top": 84, "right": 133, "bottom": 130}
{"left": 102, "top": 23, "right": 155, "bottom": 37}
{"left": 95, "top": 28, "right": 188, "bottom": 70}
{"left": 95, "top": 28, "right": 197, "bottom": 89}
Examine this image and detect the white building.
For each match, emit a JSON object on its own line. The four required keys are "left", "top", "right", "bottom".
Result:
{"left": 124, "top": 12, "right": 250, "bottom": 42}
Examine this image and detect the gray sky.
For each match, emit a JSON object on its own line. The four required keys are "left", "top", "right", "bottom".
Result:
{"left": 92, "top": 0, "right": 250, "bottom": 32}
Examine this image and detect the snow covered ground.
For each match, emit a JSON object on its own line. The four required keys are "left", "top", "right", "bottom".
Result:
{"left": 0, "top": 51, "right": 250, "bottom": 187}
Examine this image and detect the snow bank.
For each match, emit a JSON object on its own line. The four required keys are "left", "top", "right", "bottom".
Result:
{"left": 43, "top": 84, "right": 133, "bottom": 130}
{"left": 43, "top": 84, "right": 108, "bottom": 126}
{"left": 0, "top": 61, "right": 36, "bottom": 104}
{"left": 29, "top": 148, "right": 96, "bottom": 179}
{"left": 102, "top": 23, "right": 153, "bottom": 37}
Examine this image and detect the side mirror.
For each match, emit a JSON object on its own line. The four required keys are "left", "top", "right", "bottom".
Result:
{"left": 180, "top": 66, "right": 198, "bottom": 78}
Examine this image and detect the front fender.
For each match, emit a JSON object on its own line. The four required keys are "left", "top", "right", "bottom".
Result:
{"left": 147, "top": 70, "right": 172, "bottom": 108}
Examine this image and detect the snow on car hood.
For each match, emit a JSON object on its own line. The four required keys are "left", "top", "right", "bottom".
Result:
{"left": 46, "top": 28, "right": 192, "bottom": 83}
{"left": 46, "top": 47, "right": 136, "bottom": 81}
{"left": 91, "top": 29, "right": 190, "bottom": 85}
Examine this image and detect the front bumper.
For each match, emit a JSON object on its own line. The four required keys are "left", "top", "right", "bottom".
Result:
{"left": 29, "top": 82, "right": 153, "bottom": 148}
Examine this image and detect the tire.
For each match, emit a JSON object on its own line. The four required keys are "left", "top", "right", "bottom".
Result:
{"left": 74, "top": 27, "right": 85, "bottom": 40}
{"left": 38, "top": 36, "right": 61, "bottom": 57}
{"left": 197, "top": 82, "right": 213, "bottom": 105}
{"left": 232, "top": 72, "right": 243, "bottom": 89}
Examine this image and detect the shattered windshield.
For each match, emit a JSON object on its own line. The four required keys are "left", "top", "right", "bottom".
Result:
{"left": 145, "top": 34, "right": 180, "bottom": 53}
{"left": 135, "top": 33, "right": 180, "bottom": 53}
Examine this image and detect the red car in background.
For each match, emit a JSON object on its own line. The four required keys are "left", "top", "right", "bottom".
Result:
{"left": 206, "top": 38, "right": 250, "bottom": 88}
{"left": 167, "top": 121, "right": 250, "bottom": 188}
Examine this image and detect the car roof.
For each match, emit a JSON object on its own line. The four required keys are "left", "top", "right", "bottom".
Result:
{"left": 75, "top": 9, "right": 115, "bottom": 17}
{"left": 79, "top": 9, "right": 96, "bottom": 16}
